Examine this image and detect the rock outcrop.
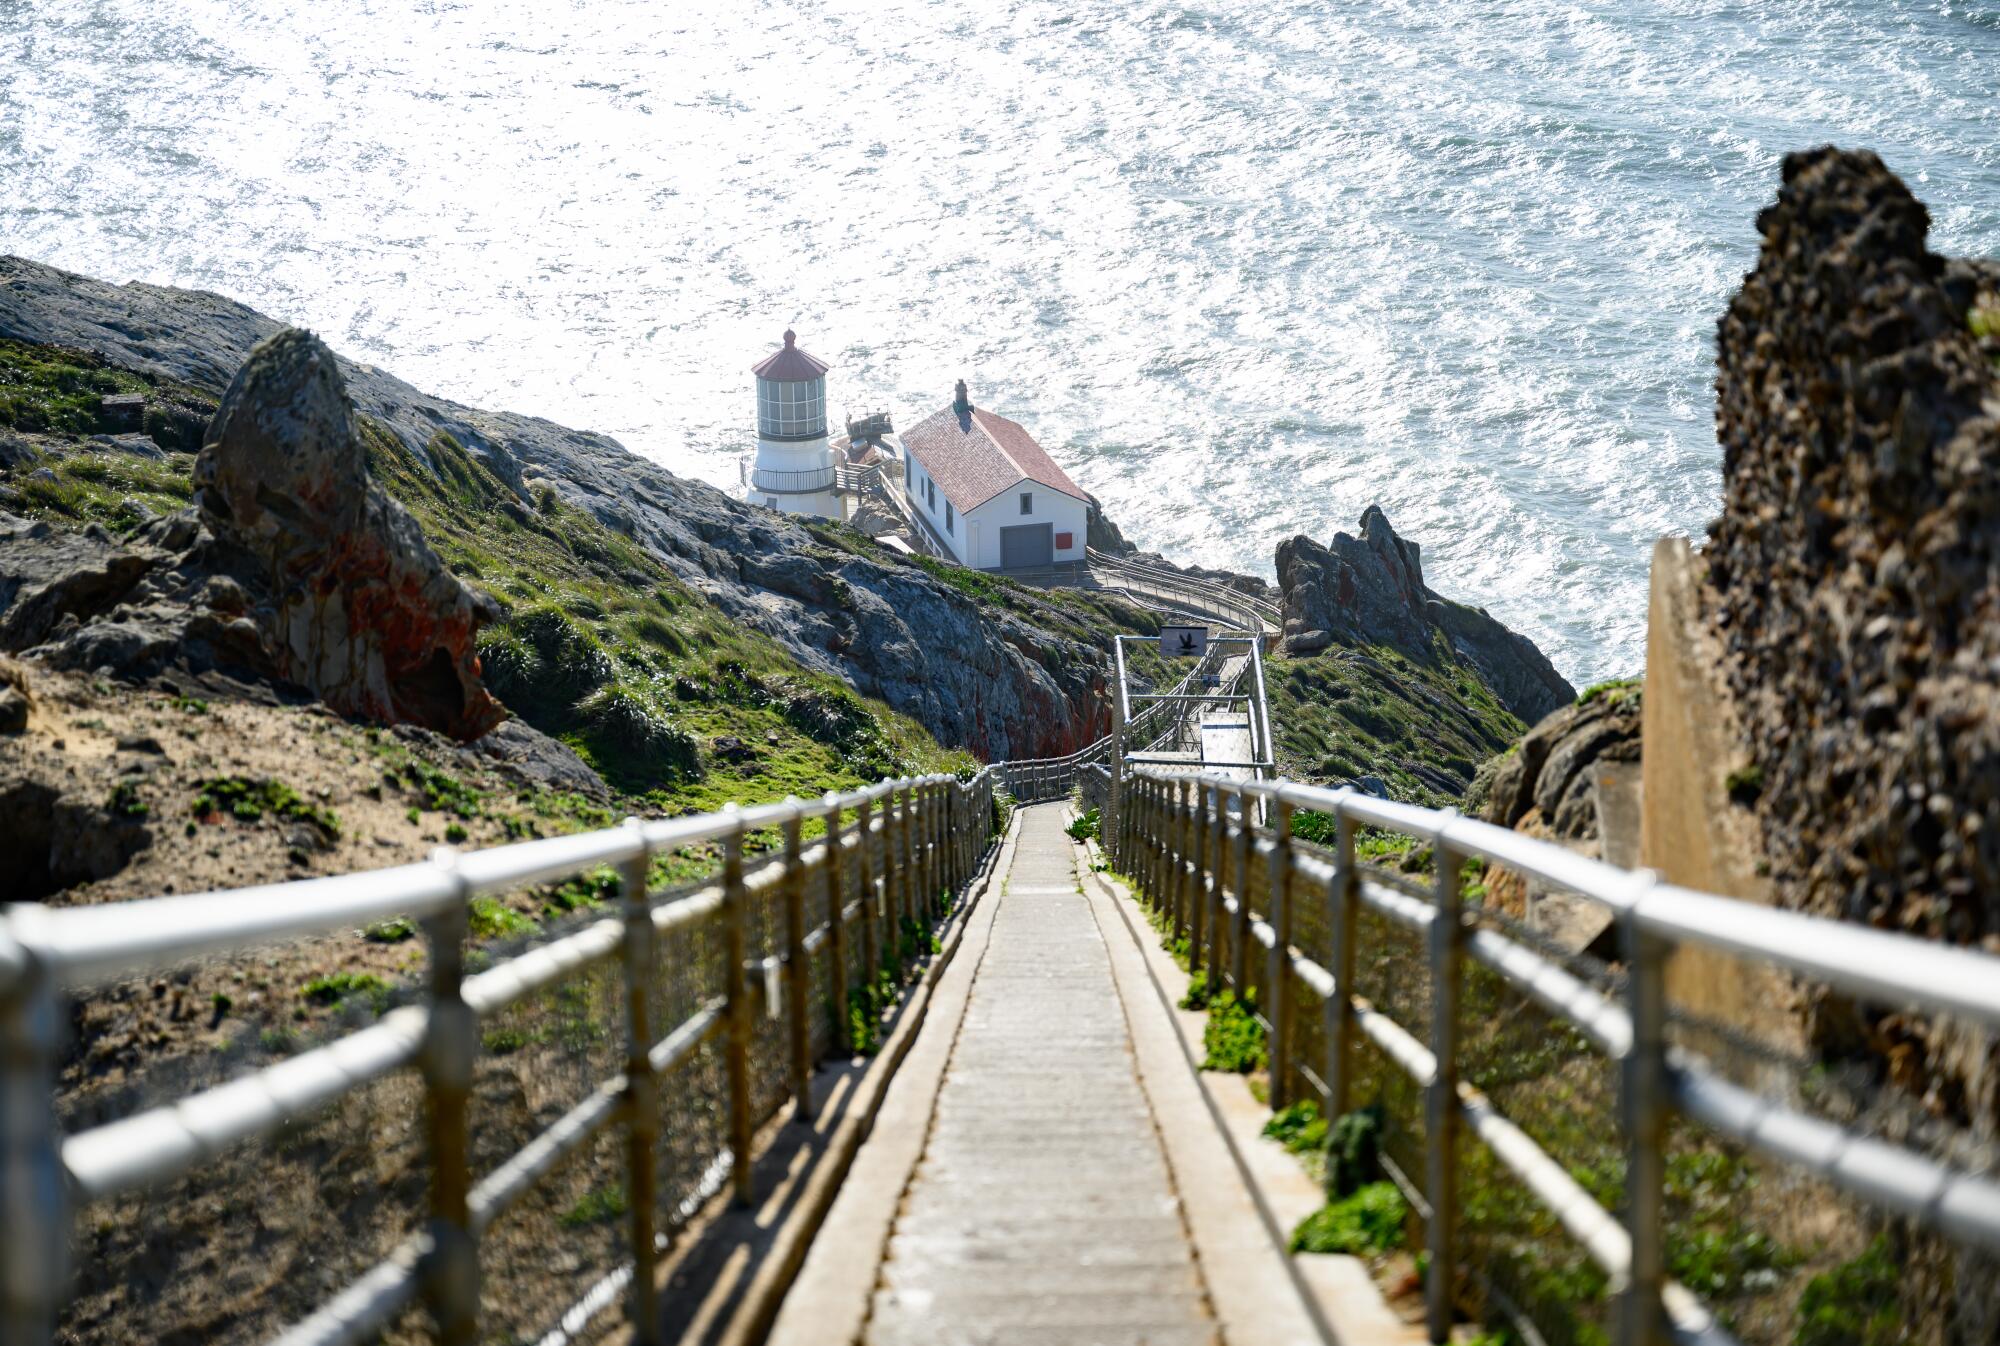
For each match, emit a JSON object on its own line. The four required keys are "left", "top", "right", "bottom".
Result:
{"left": 197, "top": 329, "right": 503, "bottom": 739}
{"left": 0, "top": 256, "right": 1114, "bottom": 761}
{"left": 0, "top": 329, "right": 507, "bottom": 741}
{"left": 1277, "top": 506, "right": 1575, "bottom": 722}
{"left": 1474, "top": 684, "right": 1642, "bottom": 843}
{"left": 1709, "top": 149, "right": 2000, "bottom": 949}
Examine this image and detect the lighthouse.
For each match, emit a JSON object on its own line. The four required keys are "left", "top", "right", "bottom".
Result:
{"left": 744, "top": 329, "right": 841, "bottom": 518}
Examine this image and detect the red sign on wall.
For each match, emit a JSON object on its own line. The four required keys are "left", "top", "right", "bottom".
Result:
{"left": 1055, "top": 532, "right": 1074, "bottom": 549}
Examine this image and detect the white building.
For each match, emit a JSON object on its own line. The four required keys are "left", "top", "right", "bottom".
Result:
{"left": 902, "top": 381, "right": 1089, "bottom": 571}
{"left": 743, "top": 330, "right": 841, "bottom": 518}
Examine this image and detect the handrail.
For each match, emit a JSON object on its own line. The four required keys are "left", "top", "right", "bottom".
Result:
{"left": 747, "top": 465, "right": 838, "bottom": 494}
{"left": 0, "top": 770, "right": 1001, "bottom": 1346}
{"left": 1107, "top": 768, "right": 2000, "bottom": 1346}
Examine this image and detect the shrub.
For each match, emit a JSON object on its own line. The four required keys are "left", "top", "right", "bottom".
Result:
{"left": 1263, "top": 1101, "right": 1327, "bottom": 1156}
{"left": 1289, "top": 1181, "right": 1408, "bottom": 1254}
{"left": 559, "top": 1185, "right": 628, "bottom": 1227}
{"left": 1201, "top": 988, "right": 1265, "bottom": 1073}
{"left": 1065, "top": 807, "right": 1100, "bottom": 843}
{"left": 1794, "top": 1235, "right": 1899, "bottom": 1346}
{"left": 192, "top": 777, "right": 340, "bottom": 839}
{"left": 579, "top": 684, "right": 700, "bottom": 776}
{"left": 1327, "top": 1106, "right": 1385, "bottom": 1196}
{"left": 299, "top": 972, "right": 390, "bottom": 1012}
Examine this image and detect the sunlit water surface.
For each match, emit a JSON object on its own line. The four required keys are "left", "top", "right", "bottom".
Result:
{"left": 6, "top": 0, "right": 2000, "bottom": 682}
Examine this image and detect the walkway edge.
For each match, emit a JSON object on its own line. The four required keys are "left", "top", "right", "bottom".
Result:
{"left": 761, "top": 805, "right": 1026, "bottom": 1346}
{"left": 1079, "top": 836, "right": 1324, "bottom": 1346}
{"left": 1077, "top": 828, "right": 1425, "bottom": 1346}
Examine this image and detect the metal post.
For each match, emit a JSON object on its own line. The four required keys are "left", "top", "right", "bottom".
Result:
{"left": 721, "top": 814, "right": 756, "bottom": 1206}
{"left": 1230, "top": 790, "right": 1251, "bottom": 998}
{"left": 1188, "top": 782, "right": 1209, "bottom": 982}
{"left": 824, "top": 792, "right": 850, "bottom": 1055}
{"left": 899, "top": 782, "right": 917, "bottom": 935}
{"left": 881, "top": 782, "right": 903, "bottom": 958}
{"left": 1171, "top": 780, "right": 1191, "bottom": 943}
{"left": 420, "top": 851, "right": 479, "bottom": 1346}
{"left": 1325, "top": 807, "right": 1360, "bottom": 1139}
{"left": 1425, "top": 824, "right": 1466, "bottom": 1346}
{"left": 617, "top": 824, "right": 662, "bottom": 1343}
{"left": 780, "top": 804, "right": 814, "bottom": 1123}
{"left": 857, "top": 794, "right": 880, "bottom": 986}
{"left": 1209, "top": 781, "right": 1229, "bottom": 990}
{"left": 1268, "top": 795, "right": 1296, "bottom": 1112}
{"left": 1621, "top": 896, "right": 1669, "bottom": 1346}
{"left": 0, "top": 907, "right": 65, "bottom": 1346}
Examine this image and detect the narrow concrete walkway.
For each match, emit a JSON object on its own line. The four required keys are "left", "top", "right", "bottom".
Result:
{"left": 865, "top": 805, "right": 1218, "bottom": 1346}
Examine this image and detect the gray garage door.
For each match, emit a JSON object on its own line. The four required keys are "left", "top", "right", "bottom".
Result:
{"left": 999, "top": 523, "right": 1054, "bottom": 570}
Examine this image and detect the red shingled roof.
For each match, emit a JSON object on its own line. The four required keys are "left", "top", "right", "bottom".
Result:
{"left": 750, "top": 329, "right": 830, "bottom": 381}
{"left": 902, "top": 402, "right": 1087, "bottom": 515}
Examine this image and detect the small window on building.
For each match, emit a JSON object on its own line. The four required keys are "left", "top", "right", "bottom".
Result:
{"left": 928, "top": 479, "right": 936, "bottom": 509}
{"left": 1019, "top": 491, "right": 1033, "bottom": 515}
{"left": 765, "top": 497, "right": 778, "bottom": 508}
{"left": 946, "top": 503, "right": 955, "bottom": 533}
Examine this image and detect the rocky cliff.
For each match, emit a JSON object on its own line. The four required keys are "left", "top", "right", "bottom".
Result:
{"left": 1276, "top": 505, "right": 1575, "bottom": 724}
{"left": 1706, "top": 148, "right": 2000, "bottom": 1124}
{"left": 0, "top": 256, "right": 1132, "bottom": 763}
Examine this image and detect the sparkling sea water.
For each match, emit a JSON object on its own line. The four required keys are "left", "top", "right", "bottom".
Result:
{"left": 5, "top": 0, "right": 1999, "bottom": 683}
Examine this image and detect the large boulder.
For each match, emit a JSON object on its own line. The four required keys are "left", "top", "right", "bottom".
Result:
{"left": 195, "top": 329, "right": 503, "bottom": 738}
{"left": 1277, "top": 505, "right": 1574, "bottom": 722}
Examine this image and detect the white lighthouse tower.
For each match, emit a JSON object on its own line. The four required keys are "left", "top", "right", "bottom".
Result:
{"left": 743, "top": 330, "right": 841, "bottom": 518}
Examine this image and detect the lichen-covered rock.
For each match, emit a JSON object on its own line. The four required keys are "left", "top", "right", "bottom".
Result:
{"left": 1707, "top": 148, "right": 2000, "bottom": 1133}
{"left": 1709, "top": 149, "right": 2000, "bottom": 942}
{"left": 196, "top": 329, "right": 503, "bottom": 740}
{"left": 1277, "top": 505, "right": 1574, "bottom": 722}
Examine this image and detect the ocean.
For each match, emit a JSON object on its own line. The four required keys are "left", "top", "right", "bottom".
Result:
{"left": 4, "top": 0, "right": 1998, "bottom": 683}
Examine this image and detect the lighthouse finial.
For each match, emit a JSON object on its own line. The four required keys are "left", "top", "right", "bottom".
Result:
{"left": 783, "top": 329, "right": 796, "bottom": 348}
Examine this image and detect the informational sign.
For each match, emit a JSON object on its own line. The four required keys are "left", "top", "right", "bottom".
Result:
{"left": 1159, "top": 624, "right": 1208, "bottom": 658}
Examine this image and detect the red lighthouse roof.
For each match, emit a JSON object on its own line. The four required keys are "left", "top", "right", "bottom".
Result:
{"left": 750, "top": 329, "right": 831, "bottom": 381}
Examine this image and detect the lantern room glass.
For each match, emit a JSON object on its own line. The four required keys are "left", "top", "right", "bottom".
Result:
{"left": 757, "top": 376, "right": 826, "bottom": 439}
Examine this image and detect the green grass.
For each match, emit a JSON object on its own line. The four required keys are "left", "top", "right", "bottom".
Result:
{"left": 299, "top": 972, "right": 391, "bottom": 1012}
{"left": 1794, "top": 1235, "right": 1898, "bottom": 1346}
{"left": 1065, "top": 807, "right": 1100, "bottom": 843}
{"left": 559, "top": 1185, "right": 629, "bottom": 1227}
{"left": 106, "top": 780, "right": 149, "bottom": 819}
{"left": 1289, "top": 1181, "right": 1408, "bottom": 1255}
{"left": 1577, "top": 677, "right": 1640, "bottom": 707}
{"left": 191, "top": 777, "right": 341, "bottom": 839}
{"left": 1267, "top": 645, "right": 1524, "bottom": 805}
{"left": 359, "top": 419, "right": 971, "bottom": 806}
{"left": 1200, "top": 988, "right": 1265, "bottom": 1073}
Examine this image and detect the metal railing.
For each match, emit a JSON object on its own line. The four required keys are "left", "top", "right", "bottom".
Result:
{"left": 1005, "top": 548, "right": 1281, "bottom": 642}
{"left": 997, "top": 635, "right": 1250, "bottom": 803}
{"left": 747, "top": 465, "right": 838, "bottom": 495}
{"left": 1107, "top": 768, "right": 2000, "bottom": 1346}
{"left": 0, "top": 772, "right": 997, "bottom": 1346}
